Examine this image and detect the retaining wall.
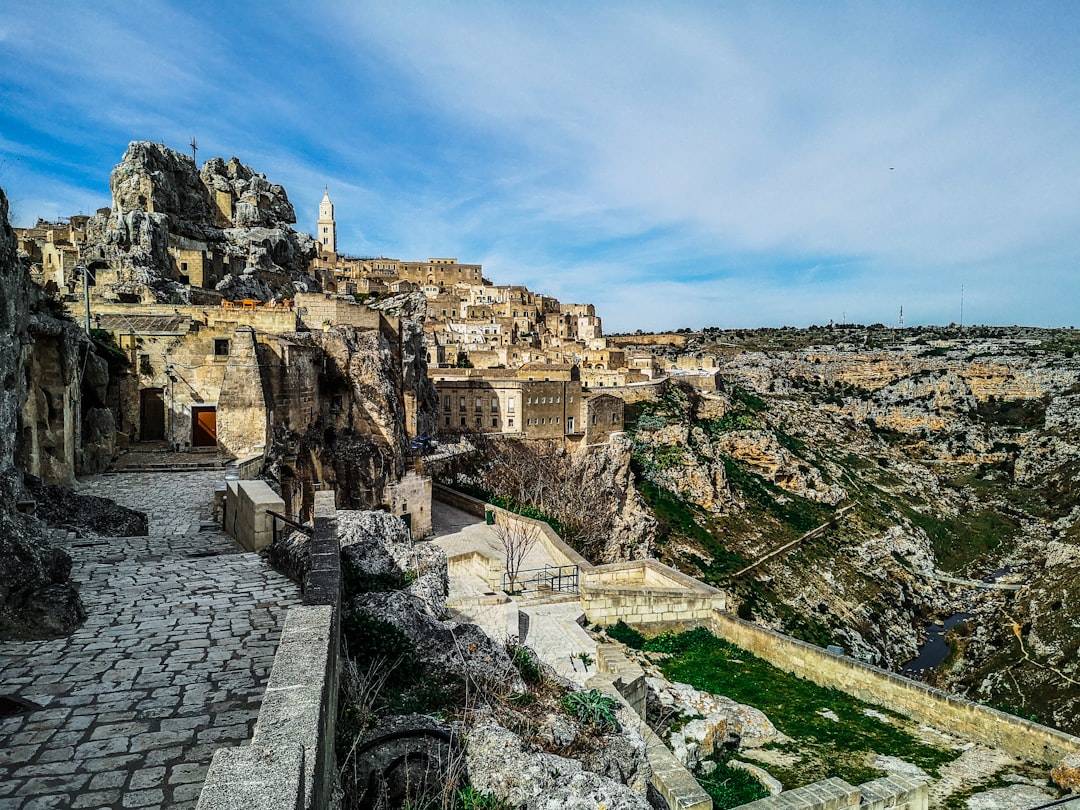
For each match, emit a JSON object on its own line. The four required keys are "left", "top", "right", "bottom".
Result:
{"left": 708, "top": 611, "right": 1080, "bottom": 766}
{"left": 581, "top": 560, "right": 726, "bottom": 626}
{"left": 198, "top": 492, "right": 341, "bottom": 810}
{"left": 734, "top": 775, "right": 928, "bottom": 810}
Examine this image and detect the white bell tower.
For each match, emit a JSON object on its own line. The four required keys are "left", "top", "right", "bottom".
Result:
{"left": 317, "top": 187, "right": 337, "bottom": 256}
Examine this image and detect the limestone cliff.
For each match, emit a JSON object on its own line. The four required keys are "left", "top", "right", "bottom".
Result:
{"left": 623, "top": 326, "right": 1080, "bottom": 731}
{"left": 81, "top": 141, "right": 318, "bottom": 304}
{"left": 366, "top": 292, "right": 440, "bottom": 438}
{"left": 0, "top": 186, "right": 85, "bottom": 638}
{"left": 268, "top": 325, "right": 409, "bottom": 518}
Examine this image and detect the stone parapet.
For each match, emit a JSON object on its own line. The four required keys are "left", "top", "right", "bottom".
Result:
{"left": 198, "top": 492, "right": 340, "bottom": 810}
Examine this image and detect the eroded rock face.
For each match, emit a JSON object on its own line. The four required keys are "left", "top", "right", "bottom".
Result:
{"left": 339, "top": 510, "right": 447, "bottom": 615}
{"left": 23, "top": 476, "right": 148, "bottom": 537}
{"left": 463, "top": 713, "right": 652, "bottom": 810}
{"left": 269, "top": 326, "right": 409, "bottom": 518}
{"left": 346, "top": 590, "right": 521, "bottom": 690}
{"left": 367, "top": 292, "right": 440, "bottom": 439}
{"left": 0, "top": 186, "right": 85, "bottom": 638}
{"left": 83, "top": 141, "right": 318, "bottom": 303}
{"left": 647, "top": 675, "right": 786, "bottom": 769}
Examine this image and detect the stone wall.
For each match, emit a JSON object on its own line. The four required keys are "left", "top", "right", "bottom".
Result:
{"left": 708, "top": 611, "right": 1080, "bottom": 766}
{"left": 590, "top": 644, "right": 712, "bottom": 810}
{"left": 581, "top": 560, "right": 726, "bottom": 626}
{"left": 198, "top": 492, "right": 340, "bottom": 810}
{"left": 223, "top": 479, "right": 285, "bottom": 552}
{"left": 386, "top": 470, "right": 433, "bottom": 538}
{"left": 601, "top": 379, "right": 667, "bottom": 404}
{"left": 734, "top": 775, "right": 928, "bottom": 810}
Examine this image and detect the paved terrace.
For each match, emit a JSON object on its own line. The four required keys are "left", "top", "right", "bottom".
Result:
{"left": 0, "top": 470, "right": 301, "bottom": 810}
{"left": 429, "top": 500, "right": 599, "bottom": 686}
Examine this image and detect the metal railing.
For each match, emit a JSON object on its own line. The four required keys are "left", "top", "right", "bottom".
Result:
{"left": 503, "top": 564, "right": 579, "bottom": 595}
{"left": 267, "top": 509, "right": 314, "bottom": 544}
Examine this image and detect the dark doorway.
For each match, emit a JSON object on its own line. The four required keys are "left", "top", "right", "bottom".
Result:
{"left": 191, "top": 406, "right": 217, "bottom": 448}
{"left": 140, "top": 388, "right": 165, "bottom": 441}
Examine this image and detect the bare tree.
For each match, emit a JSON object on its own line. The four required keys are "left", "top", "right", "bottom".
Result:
{"left": 491, "top": 517, "right": 540, "bottom": 594}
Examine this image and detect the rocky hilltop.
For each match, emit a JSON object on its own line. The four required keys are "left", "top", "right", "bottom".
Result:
{"left": 618, "top": 325, "right": 1080, "bottom": 734}
{"left": 81, "top": 141, "right": 318, "bottom": 303}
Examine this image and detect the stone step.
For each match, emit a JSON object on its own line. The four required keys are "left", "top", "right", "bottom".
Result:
{"left": 515, "top": 591, "right": 580, "bottom": 607}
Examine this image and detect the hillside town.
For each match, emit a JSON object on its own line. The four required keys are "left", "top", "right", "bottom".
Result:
{"left": 6, "top": 143, "right": 1080, "bottom": 810}
{"left": 13, "top": 143, "right": 723, "bottom": 464}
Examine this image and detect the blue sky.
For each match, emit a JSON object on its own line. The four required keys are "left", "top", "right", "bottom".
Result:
{"left": 2, "top": 2, "right": 1079, "bottom": 332}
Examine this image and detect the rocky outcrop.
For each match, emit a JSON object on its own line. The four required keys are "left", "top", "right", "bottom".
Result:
{"left": 714, "top": 429, "right": 846, "bottom": 505}
{"left": 0, "top": 186, "right": 85, "bottom": 638}
{"left": 368, "top": 292, "right": 440, "bottom": 439}
{"left": 573, "top": 437, "right": 656, "bottom": 562}
{"left": 338, "top": 510, "right": 447, "bottom": 615}
{"left": 463, "top": 712, "right": 651, "bottom": 810}
{"left": 647, "top": 675, "right": 786, "bottom": 769}
{"left": 82, "top": 142, "right": 319, "bottom": 304}
{"left": 22, "top": 476, "right": 148, "bottom": 537}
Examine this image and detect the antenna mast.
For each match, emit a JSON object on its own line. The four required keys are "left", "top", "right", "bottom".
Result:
{"left": 899, "top": 305, "right": 904, "bottom": 329}
{"left": 960, "top": 284, "right": 964, "bottom": 329}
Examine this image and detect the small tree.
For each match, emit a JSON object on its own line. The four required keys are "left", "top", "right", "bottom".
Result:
{"left": 491, "top": 518, "right": 540, "bottom": 594}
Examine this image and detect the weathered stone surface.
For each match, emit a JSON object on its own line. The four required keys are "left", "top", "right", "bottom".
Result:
{"left": 647, "top": 675, "right": 786, "bottom": 767}
{"left": 345, "top": 590, "right": 522, "bottom": 691}
{"left": 338, "top": 510, "right": 448, "bottom": 615}
{"left": 24, "top": 475, "right": 148, "bottom": 537}
{"left": 0, "top": 510, "right": 85, "bottom": 638}
{"left": 1052, "top": 751, "right": 1080, "bottom": 792}
{"left": 463, "top": 714, "right": 651, "bottom": 810}
{"left": 0, "top": 186, "right": 86, "bottom": 639}
{"left": 82, "top": 142, "right": 319, "bottom": 304}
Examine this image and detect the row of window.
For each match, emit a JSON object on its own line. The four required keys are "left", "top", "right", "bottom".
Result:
{"left": 443, "top": 396, "right": 516, "bottom": 413}
{"left": 444, "top": 415, "right": 515, "bottom": 429}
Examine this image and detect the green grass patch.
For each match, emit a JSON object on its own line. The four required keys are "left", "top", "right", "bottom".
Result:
{"left": 900, "top": 504, "right": 1018, "bottom": 572}
{"left": 632, "top": 627, "right": 954, "bottom": 787}
{"left": 697, "top": 761, "right": 769, "bottom": 808}
{"left": 722, "top": 456, "right": 832, "bottom": 535}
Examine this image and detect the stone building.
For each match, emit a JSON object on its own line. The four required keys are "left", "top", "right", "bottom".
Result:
{"left": 431, "top": 365, "right": 624, "bottom": 444}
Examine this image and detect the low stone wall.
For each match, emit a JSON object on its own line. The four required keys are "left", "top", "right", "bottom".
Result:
{"left": 228, "top": 451, "right": 265, "bottom": 480}
{"left": 485, "top": 503, "right": 592, "bottom": 570}
{"left": 446, "top": 549, "right": 504, "bottom": 592}
{"left": 198, "top": 492, "right": 341, "bottom": 810}
{"left": 433, "top": 483, "right": 487, "bottom": 518}
{"left": 708, "top": 612, "right": 1080, "bottom": 767}
{"left": 733, "top": 775, "right": 928, "bottom": 810}
{"left": 223, "top": 479, "right": 284, "bottom": 551}
{"left": 581, "top": 560, "right": 726, "bottom": 626}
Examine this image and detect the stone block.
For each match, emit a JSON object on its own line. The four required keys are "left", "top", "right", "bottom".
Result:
{"left": 195, "top": 744, "right": 304, "bottom": 810}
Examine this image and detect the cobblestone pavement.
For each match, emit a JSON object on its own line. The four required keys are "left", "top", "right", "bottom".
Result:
{"left": 0, "top": 471, "right": 301, "bottom": 810}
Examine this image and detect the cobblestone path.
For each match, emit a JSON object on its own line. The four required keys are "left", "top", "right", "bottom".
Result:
{"left": 0, "top": 471, "right": 302, "bottom": 810}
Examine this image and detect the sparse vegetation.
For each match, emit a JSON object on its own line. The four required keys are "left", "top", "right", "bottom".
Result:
{"left": 620, "top": 627, "right": 954, "bottom": 787}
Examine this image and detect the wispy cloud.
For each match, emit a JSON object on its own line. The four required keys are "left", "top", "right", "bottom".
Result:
{"left": 3, "top": 1, "right": 1080, "bottom": 328}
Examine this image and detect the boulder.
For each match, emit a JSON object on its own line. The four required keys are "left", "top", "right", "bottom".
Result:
{"left": 1051, "top": 751, "right": 1080, "bottom": 793}
{"left": 24, "top": 475, "right": 149, "bottom": 537}
{"left": 648, "top": 675, "right": 786, "bottom": 768}
{"left": 346, "top": 590, "right": 523, "bottom": 693}
{"left": 463, "top": 714, "right": 651, "bottom": 810}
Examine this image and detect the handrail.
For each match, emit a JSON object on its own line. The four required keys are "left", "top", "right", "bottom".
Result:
{"left": 504, "top": 563, "right": 579, "bottom": 594}
{"left": 268, "top": 509, "right": 314, "bottom": 543}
